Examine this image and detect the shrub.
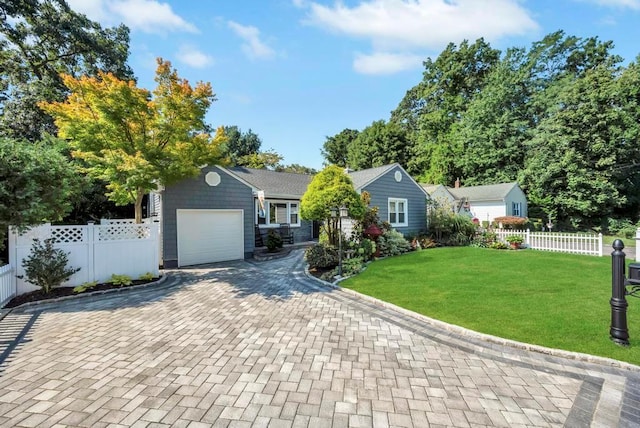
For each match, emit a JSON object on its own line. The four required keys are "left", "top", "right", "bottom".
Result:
{"left": 20, "top": 238, "right": 80, "bottom": 293}
{"left": 470, "top": 232, "right": 497, "bottom": 248}
{"left": 607, "top": 218, "right": 639, "bottom": 239}
{"left": 110, "top": 274, "right": 132, "bottom": 286}
{"left": 266, "top": 229, "right": 283, "bottom": 252}
{"left": 493, "top": 216, "right": 528, "bottom": 229}
{"left": 73, "top": 281, "right": 98, "bottom": 293}
{"left": 350, "top": 238, "right": 376, "bottom": 261}
{"left": 377, "top": 229, "right": 412, "bottom": 257}
{"left": 305, "top": 243, "right": 338, "bottom": 269}
{"left": 428, "top": 202, "right": 476, "bottom": 246}
{"left": 489, "top": 241, "right": 509, "bottom": 250}
{"left": 341, "top": 256, "right": 365, "bottom": 276}
{"left": 505, "top": 234, "right": 524, "bottom": 244}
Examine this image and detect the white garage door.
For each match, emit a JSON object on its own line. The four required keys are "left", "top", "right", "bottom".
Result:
{"left": 177, "top": 209, "right": 244, "bottom": 267}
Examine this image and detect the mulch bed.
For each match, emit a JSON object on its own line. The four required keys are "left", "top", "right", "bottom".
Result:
{"left": 3, "top": 278, "right": 158, "bottom": 309}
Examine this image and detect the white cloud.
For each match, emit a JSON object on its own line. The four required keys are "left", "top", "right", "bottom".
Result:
{"left": 353, "top": 52, "right": 423, "bottom": 74}
{"left": 176, "top": 45, "right": 214, "bottom": 68}
{"left": 300, "top": 0, "right": 538, "bottom": 74}
{"left": 579, "top": 0, "right": 640, "bottom": 8}
{"left": 228, "top": 21, "right": 276, "bottom": 60}
{"left": 305, "top": 0, "right": 538, "bottom": 51}
{"left": 67, "top": 0, "right": 198, "bottom": 34}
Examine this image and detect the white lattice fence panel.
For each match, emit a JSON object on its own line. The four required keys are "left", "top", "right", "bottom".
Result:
{"left": 98, "top": 224, "right": 151, "bottom": 241}
{"left": 101, "top": 218, "right": 151, "bottom": 225}
{"left": 51, "top": 226, "right": 86, "bottom": 243}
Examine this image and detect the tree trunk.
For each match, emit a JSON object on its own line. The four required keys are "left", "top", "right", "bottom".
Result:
{"left": 134, "top": 188, "right": 144, "bottom": 224}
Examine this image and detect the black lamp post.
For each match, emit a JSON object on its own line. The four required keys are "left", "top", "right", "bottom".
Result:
{"left": 610, "top": 239, "right": 640, "bottom": 346}
{"left": 330, "top": 205, "right": 348, "bottom": 277}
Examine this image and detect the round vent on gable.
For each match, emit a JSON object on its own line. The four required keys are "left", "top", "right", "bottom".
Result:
{"left": 394, "top": 171, "right": 402, "bottom": 182}
{"left": 205, "top": 171, "right": 221, "bottom": 186}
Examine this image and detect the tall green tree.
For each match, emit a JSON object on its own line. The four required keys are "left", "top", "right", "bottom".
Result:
{"left": 300, "top": 166, "right": 366, "bottom": 246}
{"left": 0, "top": 137, "right": 81, "bottom": 250}
{"left": 521, "top": 62, "right": 625, "bottom": 228}
{"left": 222, "top": 126, "right": 262, "bottom": 165}
{"left": 454, "top": 47, "right": 532, "bottom": 184}
{"left": 347, "top": 120, "right": 412, "bottom": 171}
{"left": 321, "top": 128, "right": 359, "bottom": 167}
{"left": 391, "top": 38, "right": 500, "bottom": 184}
{"left": 41, "top": 59, "right": 226, "bottom": 223}
{"left": 0, "top": 0, "right": 132, "bottom": 141}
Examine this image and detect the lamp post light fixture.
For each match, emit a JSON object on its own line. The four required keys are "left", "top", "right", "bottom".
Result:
{"left": 330, "top": 205, "right": 349, "bottom": 277}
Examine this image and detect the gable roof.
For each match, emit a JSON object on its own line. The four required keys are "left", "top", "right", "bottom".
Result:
{"left": 220, "top": 163, "right": 428, "bottom": 199}
{"left": 448, "top": 182, "right": 520, "bottom": 202}
{"left": 348, "top": 164, "right": 397, "bottom": 190}
{"left": 224, "top": 166, "right": 312, "bottom": 199}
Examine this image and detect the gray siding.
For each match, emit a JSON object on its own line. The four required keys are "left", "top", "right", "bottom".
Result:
{"left": 162, "top": 166, "right": 255, "bottom": 267}
{"left": 361, "top": 165, "right": 427, "bottom": 236}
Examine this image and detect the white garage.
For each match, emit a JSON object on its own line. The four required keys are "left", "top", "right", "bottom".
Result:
{"left": 176, "top": 209, "right": 244, "bottom": 267}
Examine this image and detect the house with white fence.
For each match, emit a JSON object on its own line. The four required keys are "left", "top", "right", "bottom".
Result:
{"left": 422, "top": 181, "right": 528, "bottom": 224}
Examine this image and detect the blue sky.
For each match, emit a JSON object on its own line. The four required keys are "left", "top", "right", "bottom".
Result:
{"left": 67, "top": 0, "right": 640, "bottom": 171}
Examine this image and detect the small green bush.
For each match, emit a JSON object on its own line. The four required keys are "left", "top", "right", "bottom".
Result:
{"left": 505, "top": 234, "right": 524, "bottom": 244}
{"left": 470, "top": 232, "right": 497, "bottom": 248}
{"left": 266, "top": 229, "right": 283, "bottom": 252}
{"left": 342, "top": 256, "right": 365, "bottom": 276}
{"left": 377, "top": 229, "right": 412, "bottom": 257}
{"left": 351, "top": 238, "right": 376, "bottom": 261}
{"left": 138, "top": 272, "right": 155, "bottom": 281}
{"left": 20, "top": 238, "right": 80, "bottom": 293}
{"left": 110, "top": 274, "right": 132, "bottom": 286}
{"left": 489, "top": 241, "right": 509, "bottom": 250}
{"left": 73, "top": 281, "right": 98, "bottom": 293}
{"left": 305, "top": 243, "right": 338, "bottom": 269}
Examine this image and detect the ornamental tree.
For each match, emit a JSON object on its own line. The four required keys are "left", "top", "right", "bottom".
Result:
{"left": 0, "top": 137, "right": 81, "bottom": 250}
{"left": 41, "top": 58, "right": 226, "bottom": 223}
{"left": 300, "top": 165, "right": 366, "bottom": 246}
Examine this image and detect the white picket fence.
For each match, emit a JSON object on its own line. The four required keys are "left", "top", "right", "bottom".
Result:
{"left": 494, "top": 229, "right": 603, "bottom": 256}
{"left": 6, "top": 222, "right": 160, "bottom": 299}
{"left": 0, "top": 264, "right": 14, "bottom": 307}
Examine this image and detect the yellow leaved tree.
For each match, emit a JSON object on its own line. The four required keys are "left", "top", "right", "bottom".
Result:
{"left": 41, "top": 58, "right": 226, "bottom": 223}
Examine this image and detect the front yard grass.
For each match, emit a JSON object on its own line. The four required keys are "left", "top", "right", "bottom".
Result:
{"left": 340, "top": 247, "right": 640, "bottom": 366}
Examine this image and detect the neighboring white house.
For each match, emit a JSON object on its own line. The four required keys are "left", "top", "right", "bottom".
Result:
{"left": 422, "top": 181, "right": 528, "bottom": 224}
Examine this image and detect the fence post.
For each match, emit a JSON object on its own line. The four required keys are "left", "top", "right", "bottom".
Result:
{"left": 636, "top": 228, "right": 640, "bottom": 262}
{"left": 7, "top": 227, "right": 17, "bottom": 299}
{"left": 87, "top": 222, "right": 95, "bottom": 282}
{"left": 526, "top": 229, "right": 530, "bottom": 247}
{"left": 610, "top": 239, "right": 629, "bottom": 346}
{"left": 598, "top": 233, "right": 603, "bottom": 257}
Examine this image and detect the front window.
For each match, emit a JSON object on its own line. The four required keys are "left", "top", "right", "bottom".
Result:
{"left": 256, "top": 200, "right": 301, "bottom": 227}
{"left": 388, "top": 198, "right": 408, "bottom": 227}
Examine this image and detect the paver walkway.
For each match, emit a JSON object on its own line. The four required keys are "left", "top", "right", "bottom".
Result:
{"left": 0, "top": 250, "right": 639, "bottom": 427}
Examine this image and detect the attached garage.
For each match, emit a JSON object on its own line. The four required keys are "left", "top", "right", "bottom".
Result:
{"left": 176, "top": 209, "right": 244, "bottom": 267}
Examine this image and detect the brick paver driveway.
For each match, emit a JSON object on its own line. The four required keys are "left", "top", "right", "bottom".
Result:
{"left": 1, "top": 250, "right": 639, "bottom": 427}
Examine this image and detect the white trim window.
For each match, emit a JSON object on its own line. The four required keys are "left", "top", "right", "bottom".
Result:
{"left": 388, "top": 198, "right": 408, "bottom": 227}
{"left": 512, "top": 202, "right": 522, "bottom": 217}
{"left": 256, "top": 200, "right": 301, "bottom": 227}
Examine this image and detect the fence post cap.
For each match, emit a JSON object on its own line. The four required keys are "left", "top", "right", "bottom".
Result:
{"left": 613, "top": 239, "right": 625, "bottom": 251}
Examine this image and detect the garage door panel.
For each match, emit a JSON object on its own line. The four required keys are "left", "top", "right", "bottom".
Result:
{"left": 177, "top": 210, "right": 244, "bottom": 266}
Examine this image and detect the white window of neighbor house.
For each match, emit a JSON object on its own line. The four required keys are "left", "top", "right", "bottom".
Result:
{"left": 388, "top": 198, "right": 408, "bottom": 227}
{"left": 512, "top": 202, "right": 522, "bottom": 217}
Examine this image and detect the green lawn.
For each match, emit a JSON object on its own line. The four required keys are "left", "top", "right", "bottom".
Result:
{"left": 340, "top": 247, "right": 640, "bottom": 366}
{"left": 603, "top": 235, "right": 636, "bottom": 248}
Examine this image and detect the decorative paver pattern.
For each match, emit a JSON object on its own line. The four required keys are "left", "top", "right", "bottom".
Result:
{"left": 0, "top": 250, "right": 638, "bottom": 427}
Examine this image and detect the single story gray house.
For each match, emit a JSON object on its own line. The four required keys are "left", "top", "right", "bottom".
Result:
{"left": 422, "top": 181, "right": 528, "bottom": 224}
{"left": 157, "top": 163, "right": 428, "bottom": 267}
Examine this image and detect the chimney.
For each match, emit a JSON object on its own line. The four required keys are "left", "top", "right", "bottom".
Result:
{"left": 454, "top": 177, "right": 461, "bottom": 188}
